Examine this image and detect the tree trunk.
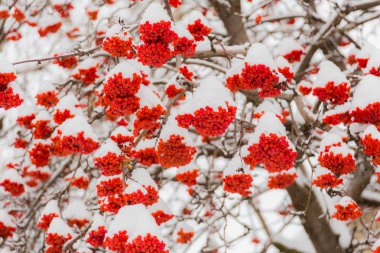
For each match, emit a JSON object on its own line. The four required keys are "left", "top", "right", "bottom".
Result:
{"left": 288, "top": 184, "right": 344, "bottom": 253}
{"left": 210, "top": 0, "right": 249, "bottom": 45}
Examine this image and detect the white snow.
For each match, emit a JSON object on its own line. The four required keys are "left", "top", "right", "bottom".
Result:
{"left": 105, "top": 23, "right": 124, "bottom": 38}
{"left": 364, "top": 51, "right": 380, "bottom": 72}
{"left": 65, "top": 167, "right": 88, "bottom": 181}
{"left": 323, "top": 102, "right": 350, "bottom": 118}
{"left": 89, "top": 213, "right": 106, "bottom": 229}
{"left": 16, "top": 104, "right": 36, "bottom": 117}
{"left": 245, "top": 43, "right": 276, "bottom": 70}
{"left": 275, "top": 55, "right": 292, "bottom": 70}
{"left": 124, "top": 180, "right": 146, "bottom": 195}
{"left": 372, "top": 238, "right": 380, "bottom": 251}
{"left": 275, "top": 38, "right": 303, "bottom": 56}
{"left": 326, "top": 142, "right": 353, "bottom": 157}
{"left": 104, "top": 60, "right": 147, "bottom": 82}
{"left": 255, "top": 99, "right": 282, "bottom": 116}
{"left": 314, "top": 60, "right": 348, "bottom": 87}
{"left": 223, "top": 154, "right": 248, "bottom": 177}
{"left": 111, "top": 126, "right": 133, "bottom": 139}
{"left": 356, "top": 42, "right": 376, "bottom": 59}
{"left": 54, "top": 94, "right": 82, "bottom": 117}
{"left": 1, "top": 169, "right": 24, "bottom": 184}
{"left": 40, "top": 199, "right": 60, "bottom": 216}
{"left": 177, "top": 162, "right": 198, "bottom": 175}
{"left": 318, "top": 133, "right": 342, "bottom": 154}
{"left": 141, "top": 2, "right": 171, "bottom": 23}
{"left": 47, "top": 217, "right": 74, "bottom": 236}
{"left": 174, "top": 23, "right": 193, "bottom": 39}
{"left": 0, "top": 58, "right": 16, "bottom": 74}
{"left": 0, "top": 210, "right": 15, "bottom": 228}
{"left": 134, "top": 138, "right": 155, "bottom": 151}
{"left": 130, "top": 168, "right": 158, "bottom": 190}
{"left": 362, "top": 125, "right": 380, "bottom": 140}
{"left": 94, "top": 138, "right": 121, "bottom": 158}
{"left": 248, "top": 112, "right": 287, "bottom": 144}
{"left": 75, "top": 58, "right": 99, "bottom": 71}
{"left": 313, "top": 166, "right": 333, "bottom": 177}
{"left": 53, "top": 115, "right": 98, "bottom": 141}
{"left": 35, "top": 81, "right": 57, "bottom": 94}
{"left": 149, "top": 199, "right": 172, "bottom": 214}
{"left": 0, "top": 5, "right": 8, "bottom": 13}
{"left": 226, "top": 57, "right": 244, "bottom": 77}
{"left": 184, "top": 10, "right": 211, "bottom": 30}
{"left": 106, "top": 204, "right": 163, "bottom": 241}
{"left": 33, "top": 110, "right": 51, "bottom": 122}
{"left": 38, "top": 13, "right": 61, "bottom": 27}
{"left": 160, "top": 116, "right": 193, "bottom": 145}
{"left": 63, "top": 200, "right": 92, "bottom": 220}
{"left": 337, "top": 196, "right": 355, "bottom": 207}
{"left": 29, "top": 165, "right": 52, "bottom": 176}
{"left": 351, "top": 75, "right": 380, "bottom": 109}
{"left": 178, "top": 76, "right": 235, "bottom": 113}
{"left": 137, "top": 85, "right": 163, "bottom": 108}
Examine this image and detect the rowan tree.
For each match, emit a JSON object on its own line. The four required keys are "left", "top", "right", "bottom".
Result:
{"left": 0, "top": 0, "right": 379, "bottom": 252}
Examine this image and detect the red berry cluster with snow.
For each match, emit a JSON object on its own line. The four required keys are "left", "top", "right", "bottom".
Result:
{"left": 332, "top": 196, "right": 362, "bottom": 221}
{"left": 176, "top": 76, "right": 237, "bottom": 137}
{"left": 136, "top": 4, "right": 209, "bottom": 67}
{"left": 312, "top": 61, "right": 351, "bottom": 105}
{"left": 0, "top": 1, "right": 379, "bottom": 252}
{"left": 226, "top": 43, "right": 289, "bottom": 97}
{"left": 0, "top": 59, "right": 23, "bottom": 110}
